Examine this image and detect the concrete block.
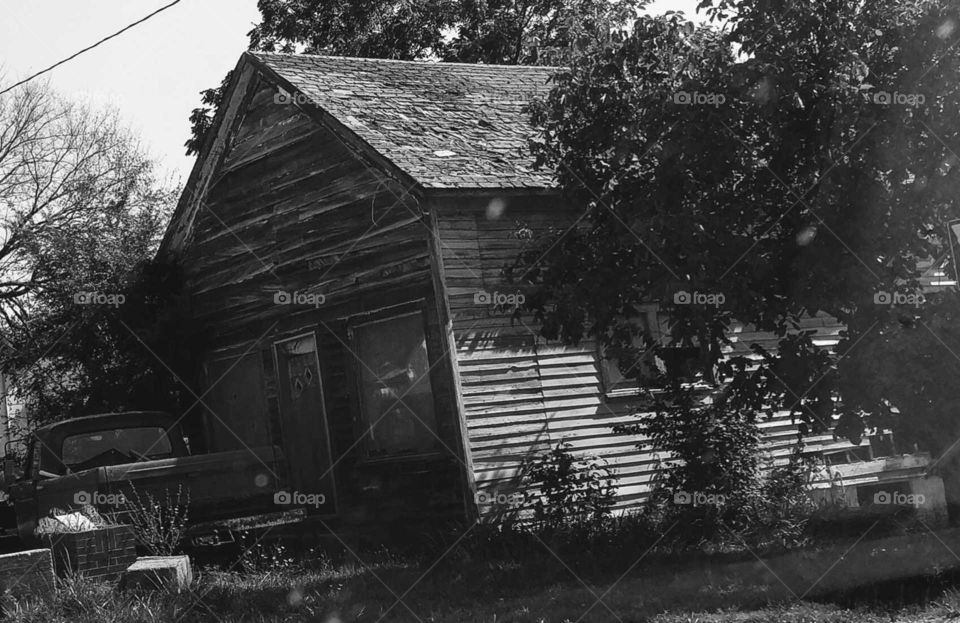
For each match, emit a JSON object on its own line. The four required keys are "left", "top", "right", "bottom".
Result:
{"left": 910, "top": 475, "right": 949, "bottom": 527}
{"left": 0, "top": 548, "right": 55, "bottom": 599}
{"left": 121, "top": 556, "right": 192, "bottom": 592}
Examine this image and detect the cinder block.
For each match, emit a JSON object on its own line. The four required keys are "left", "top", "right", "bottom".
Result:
{"left": 910, "top": 475, "right": 949, "bottom": 527}
{"left": 0, "top": 548, "right": 55, "bottom": 599}
{"left": 121, "top": 556, "right": 192, "bottom": 592}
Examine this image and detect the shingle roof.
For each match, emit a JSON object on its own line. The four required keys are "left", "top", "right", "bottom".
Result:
{"left": 251, "top": 52, "right": 557, "bottom": 190}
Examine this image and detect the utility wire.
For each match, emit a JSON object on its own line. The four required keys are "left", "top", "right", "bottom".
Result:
{"left": 0, "top": 0, "right": 184, "bottom": 96}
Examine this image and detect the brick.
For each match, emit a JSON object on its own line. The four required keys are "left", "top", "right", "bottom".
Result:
{"left": 41, "top": 525, "right": 137, "bottom": 582}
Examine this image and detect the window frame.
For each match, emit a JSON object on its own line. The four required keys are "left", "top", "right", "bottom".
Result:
{"left": 346, "top": 305, "right": 443, "bottom": 463}
{"left": 599, "top": 303, "right": 664, "bottom": 400}
{"left": 599, "top": 303, "right": 713, "bottom": 400}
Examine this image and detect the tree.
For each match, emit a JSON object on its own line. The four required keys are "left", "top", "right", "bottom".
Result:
{"left": 0, "top": 79, "right": 196, "bottom": 429}
{"left": 513, "top": 0, "right": 960, "bottom": 461}
{"left": 185, "top": 0, "right": 643, "bottom": 154}
{"left": 0, "top": 81, "right": 146, "bottom": 314}
{"left": 445, "top": 0, "right": 642, "bottom": 65}
{"left": 249, "top": 0, "right": 459, "bottom": 58}
{"left": 2, "top": 208, "right": 196, "bottom": 425}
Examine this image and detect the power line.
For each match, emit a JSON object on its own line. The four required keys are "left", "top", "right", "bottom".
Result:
{"left": 0, "top": 0, "right": 184, "bottom": 96}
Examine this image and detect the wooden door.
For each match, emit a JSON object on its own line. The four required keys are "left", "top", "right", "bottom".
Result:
{"left": 204, "top": 353, "right": 269, "bottom": 452}
{"left": 274, "top": 334, "right": 336, "bottom": 514}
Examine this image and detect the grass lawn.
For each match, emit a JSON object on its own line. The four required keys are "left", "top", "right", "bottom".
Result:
{"left": 7, "top": 549, "right": 960, "bottom": 623}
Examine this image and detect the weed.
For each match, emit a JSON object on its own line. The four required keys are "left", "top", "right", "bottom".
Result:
{"left": 116, "top": 482, "right": 189, "bottom": 556}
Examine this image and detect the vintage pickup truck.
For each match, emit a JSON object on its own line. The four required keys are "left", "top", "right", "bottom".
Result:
{"left": 1, "top": 411, "right": 305, "bottom": 551}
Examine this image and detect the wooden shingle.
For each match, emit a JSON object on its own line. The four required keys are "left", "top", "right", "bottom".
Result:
{"left": 252, "top": 52, "right": 557, "bottom": 190}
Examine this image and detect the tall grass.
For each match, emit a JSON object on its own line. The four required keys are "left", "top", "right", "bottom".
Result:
{"left": 117, "top": 483, "right": 190, "bottom": 556}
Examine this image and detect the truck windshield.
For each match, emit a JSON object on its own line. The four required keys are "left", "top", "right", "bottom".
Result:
{"left": 61, "top": 427, "right": 173, "bottom": 471}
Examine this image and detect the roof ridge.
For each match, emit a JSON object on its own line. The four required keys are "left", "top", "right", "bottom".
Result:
{"left": 249, "top": 50, "right": 562, "bottom": 71}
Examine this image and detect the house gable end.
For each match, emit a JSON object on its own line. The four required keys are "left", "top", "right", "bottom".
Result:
{"left": 159, "top": 54, "right": 419, "bottom": 260}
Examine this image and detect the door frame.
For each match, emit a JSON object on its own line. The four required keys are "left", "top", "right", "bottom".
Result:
{"left": 272, "top": 331, "right": 338, "bottom": 515}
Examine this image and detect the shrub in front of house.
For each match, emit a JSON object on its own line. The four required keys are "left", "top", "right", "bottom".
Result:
{"left": 522, "top": 441, "right": 618, "bottom": 532}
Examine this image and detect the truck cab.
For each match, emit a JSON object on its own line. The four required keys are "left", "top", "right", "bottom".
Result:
{"left": 2, "top": 411, "right": 298, "bottom": 550}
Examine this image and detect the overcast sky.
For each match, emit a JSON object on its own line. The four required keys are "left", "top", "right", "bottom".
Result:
{"left": 0, "top": 0, "right": 702, "bottom": 184}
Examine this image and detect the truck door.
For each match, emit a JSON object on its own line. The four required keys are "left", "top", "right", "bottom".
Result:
{"left": 274, "top": 333, "right": 336, "bottom": 514}
{"left": 8, "top": 438, "right": 39, "bottom": 539}
{"left": 9, "top": 438, "right": 99, "bottom": 539}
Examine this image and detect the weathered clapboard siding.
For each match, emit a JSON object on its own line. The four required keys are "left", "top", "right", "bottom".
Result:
{"left": 435, "top": 196, "right": 661, "bottom": 512}
{"left": 435, "top": 196, "right": 877, "bottom": 517}
{"left": 183, "top": 79, "right": 434, "bottom": 333}
{"left": 175, "top": 76, "right": 466, "bottom": 526}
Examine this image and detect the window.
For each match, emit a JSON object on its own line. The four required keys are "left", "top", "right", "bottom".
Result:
{"left": 600, "top": 303, "right": 709, "bottom": 397}
{"left": 351, "top": 312, "right": 440, "bottom": 458}
{"left": 32, "top": 439, "right": 64, "bottom": 478}
{"left": 600, "top": 303, "right": 669, "bottom": 397}
{"left": 61, "top": 427, "right": 173, "bottom": 472}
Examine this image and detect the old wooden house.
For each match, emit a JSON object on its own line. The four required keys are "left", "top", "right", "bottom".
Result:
{"left": 159, "top": 51, "right": 947, "bottom": 533}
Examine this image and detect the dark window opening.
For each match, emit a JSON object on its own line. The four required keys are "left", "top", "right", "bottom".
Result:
{"left": 600, "top": 303, "right": 710, "bottom": 397}
{"left": 352, "top": 312, "right": 440, "bottom": 458}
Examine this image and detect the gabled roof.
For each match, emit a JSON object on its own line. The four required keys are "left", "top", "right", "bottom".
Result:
{"left": 249, "top": 52, "right": 557, "bottom": 190}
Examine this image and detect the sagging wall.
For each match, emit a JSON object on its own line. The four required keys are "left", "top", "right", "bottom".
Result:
{"left": 174, "top": 76, "right": 468, "bottom": 528}
{"left": 434, "top": 195, "right": 875, "bottom": 519}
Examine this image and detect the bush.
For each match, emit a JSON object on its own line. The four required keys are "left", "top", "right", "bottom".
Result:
{"left": 645, "top": 401, "right": 761, "bottom": 504}
{"left": 741, "top": 449, "right": 820, "bottom": 549}
{"left": 425, "top": 443, "right": 627, "bottom": 586}
{"left": 616, "top": 388, "right": 829, "bottom": 552}
{"left": 523, "top": 441, "right": 618, "bottom": 530}
{"left": 615, "top": 392, "right": 764, "bottom": 546}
